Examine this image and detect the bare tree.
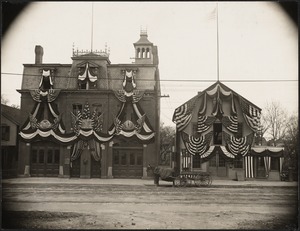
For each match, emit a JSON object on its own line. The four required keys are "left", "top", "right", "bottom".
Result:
{"left": 1, "top": 94, "right": 9, "bottom": 105}
{"left": 261, "top": 101, "right": 287, "bottom": 146}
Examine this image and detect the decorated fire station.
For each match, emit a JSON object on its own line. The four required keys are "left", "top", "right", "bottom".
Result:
{"left": 172, "top": 81, "right": 284, "bottom": 180}
{"left": 17, "top": 31, "right": 161, "bottom": 178}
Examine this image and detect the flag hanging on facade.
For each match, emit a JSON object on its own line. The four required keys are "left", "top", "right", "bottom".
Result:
{"left": 173, "top": 96, "right": 198, "bottom": 131}
{"left": 239, "top": 96, "right": 261, "bottom": 133}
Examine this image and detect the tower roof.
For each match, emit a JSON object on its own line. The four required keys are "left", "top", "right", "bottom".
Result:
{"left": 134, "top": 30, "right": 153, "bottom": 46}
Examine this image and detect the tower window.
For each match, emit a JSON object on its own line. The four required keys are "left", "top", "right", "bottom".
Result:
{"left": 137, "top": 48, "right": 141, "bottom": 58}
{"left": 142, "top": 48, "right": 145, "bottom": 58}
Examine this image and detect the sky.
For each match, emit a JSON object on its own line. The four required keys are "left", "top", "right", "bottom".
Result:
{"left": 1, "top": 1, "right": 298, "bottom": 127}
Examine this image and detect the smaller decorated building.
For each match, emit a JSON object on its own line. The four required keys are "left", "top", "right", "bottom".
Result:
{"left": 172, "top": 81, "right": 284, "bottom": 180}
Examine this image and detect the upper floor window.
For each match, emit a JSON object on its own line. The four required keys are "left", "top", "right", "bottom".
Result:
{"left": 213, "top": 122, "right": 222, "bottom": 145}
{"left": 1, "top": 125, "right": 10, "bottom": 141}
{"left": 39, "top": 69, "right": 54, "bottom": 91}
{"left": 192, "top": 123, "right": 198, "bottom": 136}
{"left": 73, "top": 104, "right": 82, "bottom": 115}
{"left": 236, "top": 123, "right": 243, "bottom": 138}
{"left": 78, "top": 63, "right": 98, "bottom": 90}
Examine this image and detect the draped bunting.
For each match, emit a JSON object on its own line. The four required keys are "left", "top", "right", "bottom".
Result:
{"left": 205, "top": 83, "right": 233, "bottom": 117}
{"left": 20, "top": 129, "right": 113, "bottom": 145}
{"left": 197, "top": 116, "right": 216, "bottom": 133}
{"left": 30, "top": 89, "right": 61, "bottom": 103}
{"left": 22, "top": 89, "right": 66, "bottom": 136}
{"left": 244, "top": 156, "right": 254, "bottom": 178}
{"left": 239, "top": 96, "right": 261, "bottom": 133}
{"left": 221, "top": 115, "right": 238, "bottom": 133}
{"left": 108, "top": 70, "right": 155, "bottom": 143}
{"left": 250, "top": 146, "right": 284, "bottom": 157}
{"left": 181, "top": 131, "right": 213, "bottom": 156}
{"left": 220, "top": 146, "right": 235, "bottom": 158}
{"left": 173, "top": 96, "right": 197, "bottom": 131}
{"left": 78, "top": 63, "right": 97, "bottom": 82}
{"left": 223, "top": 132, "right": 253, "bottom": 156}
{"left": 70, "top": 139, "right": 101, "bottom": 162}
{"left": 196, "top": 83, "right": 238, "bottom": 134}
{"left": 201, "top": 145, "right": 215, "bottom": 159}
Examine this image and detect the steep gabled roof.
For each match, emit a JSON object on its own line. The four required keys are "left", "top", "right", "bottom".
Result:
{"left": 174, "top": 81, "right": 261, "bottom": 113}
{"left": 1, "top": 104, "right": 22, "bottom": 125}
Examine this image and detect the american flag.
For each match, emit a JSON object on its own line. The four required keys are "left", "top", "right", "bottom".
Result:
{"left": 239, "top": 96, "right": 261, "bottom": 132}
{"left": 173, "top": 96, "right": 197, "bottom": 131}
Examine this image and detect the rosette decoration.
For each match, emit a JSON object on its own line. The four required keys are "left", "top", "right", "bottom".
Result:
{"left": 181, "top": 131, "right": 213, "bottom": 157}
{"left": 223, "top": 131, "right": 254, "bottom": 157}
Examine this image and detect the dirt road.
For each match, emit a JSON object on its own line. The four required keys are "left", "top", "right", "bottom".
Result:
{"left": 2, "top": 182, "right": 298, "bottom": 229}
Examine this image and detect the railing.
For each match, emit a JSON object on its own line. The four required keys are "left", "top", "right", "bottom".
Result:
{"left": 72, "top": 49, "right": 110, "bottom": 57}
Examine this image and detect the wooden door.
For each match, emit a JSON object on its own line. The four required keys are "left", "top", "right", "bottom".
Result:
{"left": 91, "top": 157, "right": 101, "bottom": 178}
{"left": 113, "top": 149, "right": 143, "bottom": 178}
{"left": 70, "top": 157, "right": 80, "bottom": 178}
{"left": 208, "top": 153, "right": 227, "bottom": 177}
{"left": 256, "top": 157, "right": 266, "bottom": 178}
{"left": 31, "top": 142, "right": 59, "bottom": 177}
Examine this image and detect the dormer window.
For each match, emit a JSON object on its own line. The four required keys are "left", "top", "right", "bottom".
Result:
{"left": 78, "top": 63, "right": 97, "bottom": 90}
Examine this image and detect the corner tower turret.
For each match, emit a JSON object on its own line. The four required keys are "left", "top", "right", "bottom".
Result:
{"left": 133, "top": 30, "right": 154, "bottom": 64}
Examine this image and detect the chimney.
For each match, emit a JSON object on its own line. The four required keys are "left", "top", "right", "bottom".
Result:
{"left": 35, "top": 45, "right": 43, "bottom": 64}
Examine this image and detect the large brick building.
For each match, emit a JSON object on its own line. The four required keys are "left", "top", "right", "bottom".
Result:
{"left": 17, "top": 31, "right": 161, "bottom": 178}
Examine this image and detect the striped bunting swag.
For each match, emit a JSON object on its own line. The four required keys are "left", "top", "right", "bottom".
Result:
{"left": 181, "top": 131, "right": 213, "bottom": 156}
{"left": 173, "top": 97, "right": 197, "bottom": 131}
{"left": 222, "top": 94, "right": 238, "bottom": 133}
{"left": 244, "top": 156, "right": 254, "bottom": 178}
{"left": 221, "top": 115, "right": 238, "bottom": 133}
{"left": 239, "top": 97, "right": 261, "bottom": 132}
{"left": 224, "top": 132, "right": 253, "bottom": 156}
{"left": 197, "top": 116, "right": 216, "bottom": 133}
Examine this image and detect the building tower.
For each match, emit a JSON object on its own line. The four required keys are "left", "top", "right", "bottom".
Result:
{"left": 133, "top": 29, "right": 154, "bottom": 65}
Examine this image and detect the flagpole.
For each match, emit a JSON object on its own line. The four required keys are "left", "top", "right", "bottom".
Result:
{"left": 91, "top": 2, "right": 94, "bottom": 52}
{"left": 216, "top": 2, "right": 220, "bottom": 82}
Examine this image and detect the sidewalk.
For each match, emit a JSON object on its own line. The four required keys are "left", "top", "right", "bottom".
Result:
{"left": 2, "top": 177, "right": 298, "bottom": 188}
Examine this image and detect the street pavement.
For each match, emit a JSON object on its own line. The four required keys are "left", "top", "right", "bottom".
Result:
{"left": 2, "top": 177, "right": 298, "bottom": 187}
